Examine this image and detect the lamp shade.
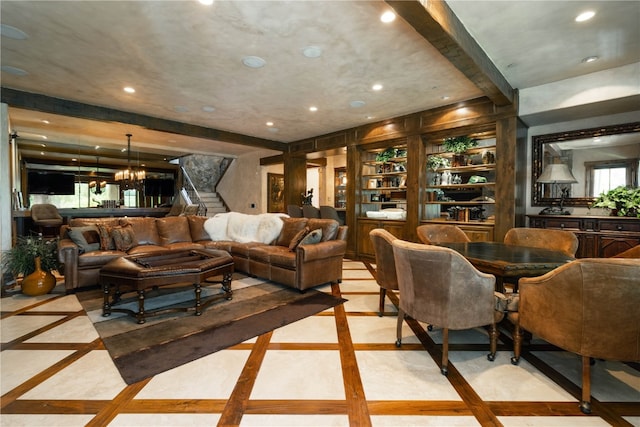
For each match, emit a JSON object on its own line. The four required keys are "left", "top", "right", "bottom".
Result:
{"left": 537, "top": 164, "right": 578, "bottom": 184}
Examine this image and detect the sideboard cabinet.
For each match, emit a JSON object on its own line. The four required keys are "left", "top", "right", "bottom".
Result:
{"left": 527, "top": 214, "right": 640, "bottom": 258}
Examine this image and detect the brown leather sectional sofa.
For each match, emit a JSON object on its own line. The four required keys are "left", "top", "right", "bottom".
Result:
{"left": 58, "top": 215, "right": 347, "bottom": 293}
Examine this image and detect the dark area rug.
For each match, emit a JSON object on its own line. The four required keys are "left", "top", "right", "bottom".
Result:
{"left": 77, "top": 279, "right": 346, "bottom": 384}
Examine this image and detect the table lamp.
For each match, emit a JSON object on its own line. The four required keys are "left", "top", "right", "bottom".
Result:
{"left": 537, "top": 163, "right": 578, "bottom": 215}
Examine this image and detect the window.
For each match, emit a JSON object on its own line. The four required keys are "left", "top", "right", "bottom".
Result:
{"left": 586, "top": 159, "right": 639, "bottom": 197}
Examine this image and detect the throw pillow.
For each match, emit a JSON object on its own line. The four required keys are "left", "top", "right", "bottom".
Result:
{"left": 97, "top": 224, "right": 116, "bottom": 250}
{"left": 299, "top": 228, "right": 323, "bottom": 247}
{"left": 67, "top": 225, "right": 101, "bottom": 253}
{"left": 288, "top": 227, "right": 310, "bottom": 251}
{"left": 276, "top": 217, "right": 308, "bottom": 247}
{"left": 111, "top": 225, "right": 136, "bottom": 252}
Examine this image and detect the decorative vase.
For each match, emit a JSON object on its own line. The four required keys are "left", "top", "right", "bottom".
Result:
{"left": 452, "top": 154, "right": 467, "bottom": 167}
{"left": 21, "top": 257, "right": 56, "bottom": 296}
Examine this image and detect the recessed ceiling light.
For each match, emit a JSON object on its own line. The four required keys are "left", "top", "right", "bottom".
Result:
{"left": 1, "top": 24, "right": 28, "bottom": 40}
{"left": 366, "top": 115, "right": 375, "bottom": 120}
{"left": 242, "top": 56, "right": 266, "bottom": 68}
{"left": 309, "top": 106, "right": 318, "bottom": 112}
{"left": 41, "top": 119, "right": 50, "bottom": 124}
{"left": 94, "top": 145, "right": 100, "bottom": 150}
{"left": 582, "top": 56, "right": 599, "bottom": 63}
{"left": 380, "top": 11, "right": 396, "bottom": 23}
{"left": 121, "top": 148, "right": 127, "bottom": 152}
{"left": 124, "top": 86, "right": 135, "bottom": 93}
{"left": 202, "top": 105, "right": 216, "bottom": 112}
{"left": 40, "top": 151, "right": 45, "bottom": 156}
{"left": 72, "top": 158, "right": 77, "bottom": 162}
{"left": 372, "top": 83, "right": 383, "bottom": 91}
{"left": 266, "top": 121, "right": 274, "bottom": 126}
{"left": 302, "top": 46, "right": 323, "bottom": 58}
{"left": 441, "top": 95, "right": 450, "bottom": 100}
{"left": 350, "top": 100, "right": 366, "bottom": 108}
{"left": 1, "top": 65, "right": 28, "bottom": 76}
{"left": 40, "top": 143, "right": 46, "bottom": 147}
{"left": 41, "top": 135, "right": 47, "bottom": 140}
{"left": 575, "top": 11, "right": 595, "bottom": 22}
{"left": 199, "top": 0, "right": 214, "bottom": 5}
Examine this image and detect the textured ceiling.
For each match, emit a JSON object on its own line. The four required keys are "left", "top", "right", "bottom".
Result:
{"left": 1, "top": 0, "right": 638, "bottom": 165}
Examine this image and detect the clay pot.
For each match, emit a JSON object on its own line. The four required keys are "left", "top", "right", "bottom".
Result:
{"left": 21, "top": 257, "right": 56, "bottom": 296}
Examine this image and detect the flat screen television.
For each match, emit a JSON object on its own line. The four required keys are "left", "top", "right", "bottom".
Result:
{"left": 144, "top": 178, "right": 175, "bottom": 197}
{"left": 27, "top": 171, "right": 76, "bottom": 195}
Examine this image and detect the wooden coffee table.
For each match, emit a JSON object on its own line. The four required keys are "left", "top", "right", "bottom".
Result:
{"left": 100, "top": 249, "right": 234, "bottom": 323}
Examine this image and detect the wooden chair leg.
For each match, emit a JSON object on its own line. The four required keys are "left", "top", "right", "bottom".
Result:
{"left": 511, "top": 322, "right": 523, "bottom": 365}
{"left": 487, "top": 322, "right": 497, "bottom": 361}
{"left": 441, "top": 328, "right": 449, "bottom": 375}
{"left": 378, "top": 288, "right": 386, "bottom": 317}
{"left": 395, "top": 308, "right": 404, "bottom": 347}
{"left": 580, "top": 355, "right": 592, "bottom": 414}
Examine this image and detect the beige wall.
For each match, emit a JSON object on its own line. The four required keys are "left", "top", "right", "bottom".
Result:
{"left": 217, "top": 149, "right": 281, "bottom": 214}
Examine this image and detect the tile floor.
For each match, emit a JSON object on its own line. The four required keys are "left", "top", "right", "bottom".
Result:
{"left": 1, "top": 260, "right": 638, "bottom": 426}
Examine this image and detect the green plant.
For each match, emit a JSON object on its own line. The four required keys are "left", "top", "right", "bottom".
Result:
{"left": 375, "top": 148, "right": 398, "bottom": 162}
{"left": 426, "top": 155, "right": 450, "bottom": 171}
{"left": 2, "top": 236, "right": 60, "bottom": 277}
{"left": 591, "top": 186, "right": 640, "bottom": 217}
{"left": 443, "top": 136, "right": 478, "bottom": 154}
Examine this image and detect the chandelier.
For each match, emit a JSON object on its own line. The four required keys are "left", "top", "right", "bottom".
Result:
{"left": 89, "top": 156, "right": 107, "bottom": 195}
{"left": 115, "top": 133, "right": 146, "bottom": 188}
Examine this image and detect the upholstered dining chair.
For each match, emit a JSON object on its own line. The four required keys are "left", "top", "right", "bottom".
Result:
{"left": 416, "top": 224, "right": 470, "bottom": 245}
{"left": 320, "top": 205, "right": 344, "bottom": 225}
{"left": 369, "top": 228, "right": 399, "bottom": 317}
{"left": 287, "top": 205, "right": 303, "bottom": 218}
{"left": 392, "top": 239, "right": 503, "bottom": 375}
{"left": 503, "top": 227, "right": 578, "bottom": 257}
{"left": 613, "top": 244, "right": 640, "bottom": 258}
{"left": 509, "top": 258, "right": 640, "bottom": 414}
{"left": 302, "top": 204, "right": 321, "bottom": 219}
{"left": 30, "top": 203, "right": 64, "bottom": 237}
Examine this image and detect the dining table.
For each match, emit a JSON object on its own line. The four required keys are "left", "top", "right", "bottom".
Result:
{"left": 437, "top": 241, "right": 575, "bottom": 292}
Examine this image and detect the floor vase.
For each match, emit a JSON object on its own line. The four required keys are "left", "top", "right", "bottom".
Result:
{"left": 21, "top": 257, "right": 56, "bottom": 296}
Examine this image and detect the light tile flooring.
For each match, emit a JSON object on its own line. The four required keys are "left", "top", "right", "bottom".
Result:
{"left": 1, "top": 260, "right": 639, "bottom": 426}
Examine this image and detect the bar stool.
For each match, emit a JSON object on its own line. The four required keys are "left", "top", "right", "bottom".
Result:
{"left": 30, "top": 204, "right": 63, "bottom": 238}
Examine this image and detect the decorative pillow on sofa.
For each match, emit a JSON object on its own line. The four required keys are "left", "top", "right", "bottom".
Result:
{"left": 111, "top": 225, "right": 137, "bottom": 252}
{"left": 276, "top": 217, "right": 308, "bottom": 247}
{"left": 299, "top": 228, "right": 323, "bottom": 247}
{"left": 97, "top": 224, "right": 116, "bottom": 250}
{"left": 67, "top": 225, "right": 101, "bottom": 253}
{"left": 288, "top": 227, "right": 310, "bottom": 251}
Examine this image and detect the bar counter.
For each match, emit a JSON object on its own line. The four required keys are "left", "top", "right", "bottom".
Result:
{"left": 12, "top": 207, "right": 171, "bottom": 240}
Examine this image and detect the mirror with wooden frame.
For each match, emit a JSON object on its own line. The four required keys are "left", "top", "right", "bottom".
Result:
{"left": 532, "top": 122, "right": 640, "bottom": 208}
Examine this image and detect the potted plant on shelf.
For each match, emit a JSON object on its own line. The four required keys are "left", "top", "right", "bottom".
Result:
{"left": 443, "top": 136, "right": 478, "bottom": 166}
{"left": 2, "top": 235, "right": 60, "bottom": 295}
{"left": 427, "top": 155, "right": 450, "bottom": 171}
{"left": 591, "top": 186, "right": 640, "bottom": 217}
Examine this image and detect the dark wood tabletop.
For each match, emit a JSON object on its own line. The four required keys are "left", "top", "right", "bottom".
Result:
{"left": 438, "top": 241, "right": 575, "bottom": 291}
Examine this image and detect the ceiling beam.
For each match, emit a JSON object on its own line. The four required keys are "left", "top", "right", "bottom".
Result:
{"left": 1, "top": 87, "right": 288, "bottom": 153}
{"left": 386, "top": 0, "right": 514, "bottom": 106}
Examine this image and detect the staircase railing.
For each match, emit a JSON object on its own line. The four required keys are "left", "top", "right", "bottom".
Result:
{"left": 180, "top": 166, "right": 208, "bottom": 216}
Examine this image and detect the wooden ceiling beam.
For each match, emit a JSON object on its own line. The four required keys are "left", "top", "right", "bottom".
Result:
{"left": 1, "top": 88, "right": 288, "bottom": 152}
{"left": 386, "top": 0, "right": 514, "bottom": 106}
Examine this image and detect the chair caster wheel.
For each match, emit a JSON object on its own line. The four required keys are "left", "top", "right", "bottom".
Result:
{"left": 580, "top": 401, "right": 591, "bottom": 414}
{"left": 395, "top": 339, "right": 402, "bottom": 347}
{"left": 427, "top": 324, "right": 433, "bottom": 331}
{"left": 487, "top": 353, "right": 496, "bottom": 362}
{"left": 440, "top": 367, "right": 448, "bottom": 376}
{"left": 510, "top": 356, "right": 520, "bottom": 365}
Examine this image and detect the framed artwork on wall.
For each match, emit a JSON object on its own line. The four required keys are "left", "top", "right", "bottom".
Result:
{"left": 267, "top": 173, "right": 285, "bottom": 213}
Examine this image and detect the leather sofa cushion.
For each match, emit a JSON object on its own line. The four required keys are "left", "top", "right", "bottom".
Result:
{"left": 306, "top": 219, "right": 338, "bottom": 241}
{"left": 127, "top": 245, "right": 168, "bottom": 255}
{"left": 78, "top": 250, "right": 127, "bottom": 267}
{"left": 156, "top": 216, "right": 192, "bottom": 245}
{"left": 120, "top": 217, "right": 161, "bottom": 246}
{"left": 276, "top": 218, "right": 308, "bottom": 247}
{"left": 188, "top": 216, "right": 210, "bottom": 242}
{"left": 266, "top": 246, "right": 296, "bottom": 268}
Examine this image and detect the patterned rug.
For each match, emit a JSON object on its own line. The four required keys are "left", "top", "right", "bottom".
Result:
{"left": 77, "top": 277, "right": 345, "bottom": 384}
